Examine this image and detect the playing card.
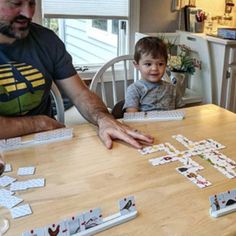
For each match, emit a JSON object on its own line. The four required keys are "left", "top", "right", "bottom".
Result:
{"left": 10, "top": 181, "right": 28, "bottom": 191}
{"left": 22, "top": 227, "right": 45, "bottom": 236}
{"left": 10, "top": 204, "right": 32, "bottom": 219}
{"left": 0, "top": 188, "right": 14, "bottom": 198}
{"left": 213, "top": 164, "right": 236, "bottom": 179}
{"left": 189, "top": 173, "right": 212, "bottom": 188}
{"left": 176, "top": 165, "right": 200, "bottom": 175}
{"left": 58, "top": 220, "right": 70, "bottom": 236}
{"left": 163, "top": 143, "right": 180, "bottom": 154}
{"left": 67, "top": 215, "right": 81, "bottom": 235}
{"left": 0, "top": 195, "right": 23, "bottom": 209}
{"left": 138, "top": 144, "right": 163, "bottom": 155}
{"left": 118, "top": 196, "right": 136, "bottom": 215}
{"left": 45, "top": 220, "right": 69, "bottom": 236}
{"left": 209, "top": 195, "right": 220, "bottom": 212}
{"left": 206, "top": 139, "right": 225, "bottom": 150}
{"left": 4, "top": 163, "right": 12, "bottom": 172}
{"left": 230, "top": 189, "right": 236, "bottom": 203}
{"left": 78, "top": 213, "right": 86, "bottom": 232}
{"left": 17, "top": 167, "right": 35, "bottom": 176}
{"left": 176, "top": 166, "right": 211, "bottom": 188}
{"left": 149, "top": 155, "right": 178, "bottom": 166}
{"left": 216, "top": 192, "right": 227, "bottom": 209}
{"left": 172, "top": 134, "right": 194, "bottom": 148}
{"left": 83, "top": 208, "right": 102, "bottom": 230}
{"left": 0, "top": 175, "right": 16, "bottom": 187}
{"left": 178, "top": 157, "right": 203, "bottom": 170}
{"left": 26, "top": 178, "right": 45, "bottom": 188}
{"left": 222, "top": 190, "right": 235, "bottom": 208}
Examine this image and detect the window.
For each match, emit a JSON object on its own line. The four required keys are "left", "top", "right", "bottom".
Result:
{"left": 40, "top": 0, "right": 139, "bottom": 73}
{"left": 92, "top": 19, "right": 108, "bottom": 31}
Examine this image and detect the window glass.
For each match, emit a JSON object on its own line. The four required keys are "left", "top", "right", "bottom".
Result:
{"left": 92, "top": 19, "right": 107, "bottom": 31}
{"left": 43, "top": 18, "right": 127, "bottom": 67}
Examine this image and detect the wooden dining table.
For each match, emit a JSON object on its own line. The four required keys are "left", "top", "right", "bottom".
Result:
{"left": 1, "top": 104, "right": 236, "bottom": 236}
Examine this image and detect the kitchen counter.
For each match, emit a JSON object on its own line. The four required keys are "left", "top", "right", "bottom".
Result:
{"left": 176, "top": 30, "right": 236, "bottom": 45}
{"left": 137, "top": 31, "right": 236, "bottom": 44}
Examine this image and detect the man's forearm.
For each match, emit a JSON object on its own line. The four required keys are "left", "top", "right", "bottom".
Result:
{"left": 74, "top": 89, "right": 112, "bottom": 126}
{"left": 56, "top": 75, "right": 114, "bottom": 126}
{"left": 0, "top": 115, "right": 64, "bottom": 139}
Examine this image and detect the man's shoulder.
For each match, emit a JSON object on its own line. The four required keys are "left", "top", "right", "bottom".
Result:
{"left": 29, "top": 23, "right": 58, "bottom": 40}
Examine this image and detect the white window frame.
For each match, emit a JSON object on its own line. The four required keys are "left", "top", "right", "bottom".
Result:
{"left": 87, "top": 20, "right": 117, "bottom": 47}
{"left": 34, "top": 0, "right": 140, "bottom": 78}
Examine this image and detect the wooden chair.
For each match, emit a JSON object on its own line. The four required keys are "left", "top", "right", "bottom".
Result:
{"left": 90, "top": 55, "right": 139, "bottom": 118}
{"left": 51, "top": 81, "right": 65, "bottom": 124}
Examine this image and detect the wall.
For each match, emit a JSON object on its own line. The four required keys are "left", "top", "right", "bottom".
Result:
{"left": 196, "top": 0, "right": 236, "bottom": 26}
{"left": 139, "top": 0, "right": 236, "bottom": 33}
{"left": 139, "top": 0, "right": 179, "bottom": 33}
{"left": 33, "top": 0, "right": 42, "bottom": 24}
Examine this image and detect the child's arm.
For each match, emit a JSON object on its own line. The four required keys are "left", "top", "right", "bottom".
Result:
{"left": 123, "top": 83, "right": 140, "bottom": 113}
{"left": 126, "top": 108, "right": 139, "bottom": 113}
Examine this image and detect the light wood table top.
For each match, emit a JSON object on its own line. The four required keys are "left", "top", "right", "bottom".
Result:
{"left": 1, "top": 104, "right": 236, "bottom": 236}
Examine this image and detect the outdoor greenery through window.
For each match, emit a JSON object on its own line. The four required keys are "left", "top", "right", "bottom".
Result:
{"left": 92, "top": 19, "right": 107, "bottom": 31}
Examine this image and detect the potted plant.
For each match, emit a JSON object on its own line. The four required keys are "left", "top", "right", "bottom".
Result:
{"left": 164, "top": 38, "right": 201, "bottom": 96}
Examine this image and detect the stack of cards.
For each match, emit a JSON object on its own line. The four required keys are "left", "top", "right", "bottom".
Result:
{"left": 22, "top": 196, "right": 137, "bottom": 236}
{"left": 209, "top": 188, "right": 236, "bottom": 217}
{"left": 0, "top": 128, "right": 73, "bottom": 152}
{"left": 34, "top": 128, "right": 73, "bottom": 143}
{"left": 0, "top": 137, "right": 22, "bottom": 151}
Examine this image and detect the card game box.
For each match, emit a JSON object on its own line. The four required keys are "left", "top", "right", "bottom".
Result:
{"left": 217, "top": 28, "right": 236, "bottom": 40}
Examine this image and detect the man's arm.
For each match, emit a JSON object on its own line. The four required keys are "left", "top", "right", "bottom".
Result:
{"left": 0, "top": 115, "right": 64, "bottom": 139}
{"left": 56, "top": 74, "right": 154, "bottom": 149}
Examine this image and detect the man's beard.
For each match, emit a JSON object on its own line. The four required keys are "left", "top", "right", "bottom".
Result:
{"left": 0, "top": 15, "right": 31, "bottom": 40}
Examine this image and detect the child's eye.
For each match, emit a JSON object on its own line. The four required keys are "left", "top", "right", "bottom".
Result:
{"left": 144, "top": 63, "right": 151, "bottom": 66}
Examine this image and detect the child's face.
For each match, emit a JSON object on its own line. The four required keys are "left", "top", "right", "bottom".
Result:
{"left": 134, "top": 53, "right": 166, "bottom": 83}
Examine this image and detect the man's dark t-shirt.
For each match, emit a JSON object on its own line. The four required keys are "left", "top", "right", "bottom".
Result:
{"left": 0, "top": 23, "right": 76, "bottom": 117}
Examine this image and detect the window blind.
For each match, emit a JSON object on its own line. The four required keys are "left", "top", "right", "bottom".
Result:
{"left": 42, "top": 0, "right": 129, "bottom": 19}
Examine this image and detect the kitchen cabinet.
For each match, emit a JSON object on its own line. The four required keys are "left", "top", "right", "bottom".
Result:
{"left": 207, "top": 36, "right": 236, "bottom": 112}
{"left": 135, "top": 31, "right": 236, "bottom": 112}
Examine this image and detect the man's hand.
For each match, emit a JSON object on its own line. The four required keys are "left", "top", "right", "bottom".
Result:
{"left": 97, "top": 115, "right": 154, "bottom": 149}
{"left": 57, "top": 75, "right": 154, "bottom": 149}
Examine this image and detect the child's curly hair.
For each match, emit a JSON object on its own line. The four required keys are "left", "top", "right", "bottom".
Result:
{"left": 134, "top": 36, "right": 168, "bottom": 63}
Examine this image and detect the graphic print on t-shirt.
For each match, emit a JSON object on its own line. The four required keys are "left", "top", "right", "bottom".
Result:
{"left": 0, "top": 61, "right": 46, "bottom": 116}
